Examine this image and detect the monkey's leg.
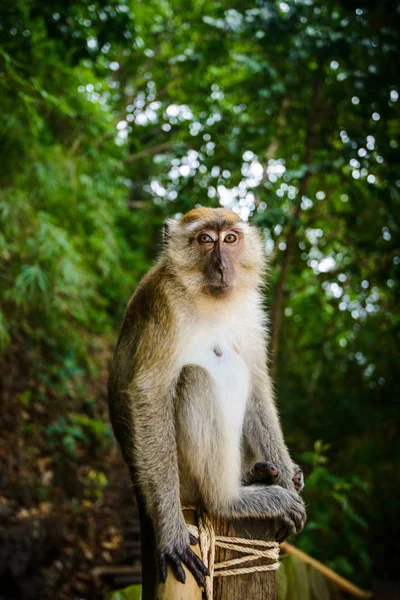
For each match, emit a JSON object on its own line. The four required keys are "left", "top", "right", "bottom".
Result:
{"left": 176, "top": 365, "right": 245, "bottom": 510}
{"left": 176, "top": 366, "right": 306, "bottom": 542}
{"left": 243, "top": 386, "right": 301, "bottom": 493}
{"left": 128, "top": 385, "right": 209, "bottom": 590}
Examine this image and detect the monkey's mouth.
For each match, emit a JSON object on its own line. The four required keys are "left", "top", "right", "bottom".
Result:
{"left": 207, "top": 283, "right": 232, "bottom": 296}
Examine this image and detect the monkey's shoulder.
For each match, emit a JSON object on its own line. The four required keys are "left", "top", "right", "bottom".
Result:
{"left": 110, "top": 263, "right": 179, "bottom": 391}
{"left": 118, "top": 261, "right": 181, "bottom": 344}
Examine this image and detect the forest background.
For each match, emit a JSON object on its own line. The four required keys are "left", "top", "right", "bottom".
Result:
{"left": 0, "top": 0, "right": 399, "bottom": 599}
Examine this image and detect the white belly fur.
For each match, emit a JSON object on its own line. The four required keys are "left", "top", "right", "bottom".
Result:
{"left": 181, "top": 320, "right": 251, "bottom": 502}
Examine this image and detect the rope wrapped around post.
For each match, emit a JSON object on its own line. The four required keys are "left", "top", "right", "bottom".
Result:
{"left": 182, "top": 507, "right": 280, "bottom": 600}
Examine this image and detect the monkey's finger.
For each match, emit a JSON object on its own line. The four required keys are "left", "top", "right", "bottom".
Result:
{"left": 169, "top": 553, "right": 186, "bottom": 584}
{"left": 187, "top": 566, "right": 206, "bottom": 589}
{"left": 276, "top": 517, "right": 296, "bottom": 542}
{"left": 181, "top": 547, "right": 209, "bottom": 586}
{"left": 187, "top": 548, "right": 210, "bottom": 577}
{"left": 275, "top": 525, "right": 288, "bottom": 543}
{"left": 288, "top": 499, "right": 306, "bottom": 531}
{"left": 158, "top": 552, "right": 168, "bottom": 583}
{"left": 181, "top": 555, "right": 207, "bottom": 588}
{"left": 189, "top": 532, "right": 199, "bottom": 545}
{"left": 284, "top": 490, "right": 306, "bottom": 520}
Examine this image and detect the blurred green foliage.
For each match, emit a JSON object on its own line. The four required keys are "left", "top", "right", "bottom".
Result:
{"left": 299, "top": 441, "right": 371, "bottom": 577}
{"left": 107, "top": 585, "right": 142, "bottom": 600}
{"left": 277, "top": 556, "right": 335, "bottom": 600}
{"left": 1, "top": 0, "right": 399, "bottom": 591}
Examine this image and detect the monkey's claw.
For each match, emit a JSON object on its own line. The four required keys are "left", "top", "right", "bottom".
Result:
{"left": 158, "top": 544, "right": 209, "bottom": 588}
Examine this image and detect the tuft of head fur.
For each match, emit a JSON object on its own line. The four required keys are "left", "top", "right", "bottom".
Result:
{"left": 163, "top": 207, "right": 265, "bottom": 300}
{"left": 180, "top": 207, "right": 242, "bottom": 228}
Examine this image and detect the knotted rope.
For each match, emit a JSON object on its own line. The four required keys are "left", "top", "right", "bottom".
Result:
{"left": 182, "top": 507, "right": 280, "bottom": 600}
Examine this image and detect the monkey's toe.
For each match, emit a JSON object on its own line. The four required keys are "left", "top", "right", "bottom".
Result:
{"left": 292, "top": 465, "right": 305, "bottom": 493}
{"left": 246, "top": 461, "right": 279, "bottom": 485}
{"left": 267, "top": 462, "right": 279, "bottom": 477}
{"left": 253, "top": 461, "right": 278, "bottom": 475}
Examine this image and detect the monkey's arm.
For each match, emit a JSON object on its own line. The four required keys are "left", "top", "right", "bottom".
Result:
{"left": 109, "top": 279, "right": 208, "bottom": 588}
{"left": 129, "top": 378, "right": 207, "bottom": 587}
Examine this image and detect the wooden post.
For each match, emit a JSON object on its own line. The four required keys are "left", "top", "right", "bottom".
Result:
{"left": 156, "top": 509, "right": 203, "bottom": 600}
{"left": 154, "top": 514, "right": 276, "bottom": 600}
{"left": 211, "top": 517, "right": 276, "bottom": 600}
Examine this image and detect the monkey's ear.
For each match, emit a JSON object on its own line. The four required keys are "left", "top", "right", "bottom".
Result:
{"left": 163, "top": 217, "right": 180, "bottom": 248}
{"left": 163, "top": 219, "right": 172, "bottom": 248}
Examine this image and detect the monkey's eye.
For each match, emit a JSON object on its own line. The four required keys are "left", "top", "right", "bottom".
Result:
{"left": 198, "top": 233, "right": 213, "bottom": 244}
{"left": 224, "top": 233, "right": 238, "bottom": 244}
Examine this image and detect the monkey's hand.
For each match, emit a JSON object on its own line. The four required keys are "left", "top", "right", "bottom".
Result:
{"left": 271, "top": 486, "right": 307, "bottom": 543}
{"left": 273, "top": 461, "right": 305, "bottom": 495}
{"left": 292, "top": 464, "right": 305, "bottom": 493}
{"left": 158, "top": 532, "right": 209, "bottom": 588}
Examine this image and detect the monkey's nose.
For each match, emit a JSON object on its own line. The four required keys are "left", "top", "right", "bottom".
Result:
{"left": 217, "top": 264, "right": 228, "bottom": 282}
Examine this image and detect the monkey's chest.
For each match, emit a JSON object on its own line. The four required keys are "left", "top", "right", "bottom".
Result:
{"left": 184, "top": 329, "right": 251, "bottom": 431}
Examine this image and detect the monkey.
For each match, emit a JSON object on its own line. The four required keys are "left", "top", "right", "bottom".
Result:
{"left": 108, "top": 207, "right": 306, "bottom": 592}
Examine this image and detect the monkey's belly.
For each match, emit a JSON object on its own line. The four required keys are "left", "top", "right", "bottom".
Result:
{"left": 186, "top": 335, "right": 250, "bottom": 427}
{"left": 178, "top": 331, "right": 251, "bottom": 503}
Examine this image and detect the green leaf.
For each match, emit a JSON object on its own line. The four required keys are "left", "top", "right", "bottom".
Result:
{"left": 62, "top": 434, "right": 76, "bottom": 456}
{"left": 14, "top": 265, "right": 48, "bottom": 296}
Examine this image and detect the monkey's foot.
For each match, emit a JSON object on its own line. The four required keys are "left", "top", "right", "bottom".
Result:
{"left": 292, "top": 464, "right": 305, "bottom": 493}
{"left": 243, "top": 461, "right": 279, "bottom": 485}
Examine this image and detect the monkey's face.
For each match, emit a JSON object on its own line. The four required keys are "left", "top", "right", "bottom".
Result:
{"left": 194, "top": 227, "right": 242, "bottom": 297}
{"left": 165, "top": 208, "right": 265, "bottom": 299}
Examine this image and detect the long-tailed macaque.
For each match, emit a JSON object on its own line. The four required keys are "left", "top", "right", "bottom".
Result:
{"left": 108, "top": 208, "right": 306, "bottom": 591}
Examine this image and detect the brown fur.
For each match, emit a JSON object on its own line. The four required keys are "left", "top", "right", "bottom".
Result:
{"left": 180, "top": 207, "right": 242, "bottom": 226}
